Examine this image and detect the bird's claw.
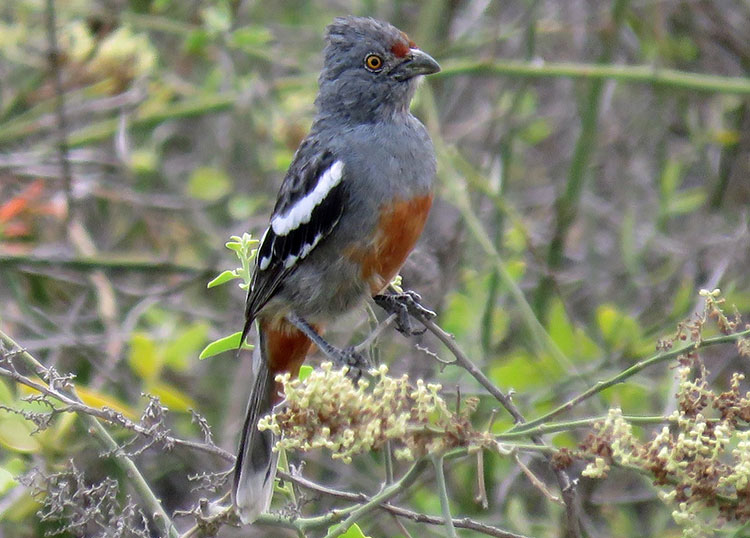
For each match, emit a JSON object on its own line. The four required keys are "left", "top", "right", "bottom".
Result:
{"left": 332, "top": 346, "right": 368, "bottom": 380}
{"left": 374, "top": 290, "right": 435, "bottom": 336}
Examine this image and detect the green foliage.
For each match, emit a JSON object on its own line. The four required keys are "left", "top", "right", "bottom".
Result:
{"left": 198, "top": 331, "right": 244, "bottom": 359}
{"left": 330, "top": 522, "right": 370, "bottom": 538}
{"left": 200, "top": 233, "right": 258, "bottom": 358}
{"left": 186, "top": 166, "right": 233, "bottom": 201}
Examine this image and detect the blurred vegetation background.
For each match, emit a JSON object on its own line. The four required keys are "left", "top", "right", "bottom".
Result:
{"left": 1, "top": 0, "right": 749, "bottom": 537}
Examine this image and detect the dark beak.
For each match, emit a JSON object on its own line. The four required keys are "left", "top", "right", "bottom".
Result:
{"left": 394, "top": 49, "right": 441, "bottom": 80}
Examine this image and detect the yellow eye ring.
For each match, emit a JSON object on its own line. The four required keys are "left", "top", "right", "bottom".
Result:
{"left": 364, "top": 53, "right": 384, "bottom": 72}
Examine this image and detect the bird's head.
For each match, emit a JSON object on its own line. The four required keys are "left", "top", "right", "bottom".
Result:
{"left": 316, "top": 16, "right": 440, "bottom": 122}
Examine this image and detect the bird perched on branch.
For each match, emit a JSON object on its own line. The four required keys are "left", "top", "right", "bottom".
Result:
{"left": 233, "top": 16, "right": 440, "bottom": 523}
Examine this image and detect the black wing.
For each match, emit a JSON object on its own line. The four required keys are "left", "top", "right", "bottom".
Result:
{"left": 239, "top": 143, "right": 346, "bottom": 346}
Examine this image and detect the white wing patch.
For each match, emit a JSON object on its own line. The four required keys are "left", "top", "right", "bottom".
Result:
{"left": 271, "top": 160, "right": 344, "bottom": 236}
{"left": 258, "top": 227, "right": 272, "bottom": 271}
{"left": 282, "top": 232, "right": 323, "bottom": 269}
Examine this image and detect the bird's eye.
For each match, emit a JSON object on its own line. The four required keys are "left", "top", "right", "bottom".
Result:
{"left": 364, "top": 53, "right": 384, "bottom": 72}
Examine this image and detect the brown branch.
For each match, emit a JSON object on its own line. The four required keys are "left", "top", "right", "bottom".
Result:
{"left": 417, "top": 315, "right": 582, "bottom": 537}
{"left": 0, "top": 331, "right": 233, "bottom": 462}
{"left": 277, "top": 470, "right": 529, "bottom": 538}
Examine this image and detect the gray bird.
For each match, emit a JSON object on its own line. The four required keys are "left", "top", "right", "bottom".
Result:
{"left": 233, "top": 16, "right": 440, "bottom": 523}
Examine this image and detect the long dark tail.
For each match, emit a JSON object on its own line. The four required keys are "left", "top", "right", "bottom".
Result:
{"left": 232, "top": 327, "right": 278, "bottom": 524}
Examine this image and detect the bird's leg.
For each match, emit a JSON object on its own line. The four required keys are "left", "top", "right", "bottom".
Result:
{"left": 373, "top": 290, "right": 436, "bottom": 336}
{"left": 285, "top": 312, "right": 368, "bottom": 378}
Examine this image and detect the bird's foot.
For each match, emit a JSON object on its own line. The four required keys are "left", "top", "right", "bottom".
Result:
{"left": 284, "top": 312, "right": 368, "bottom": 380}
{"left": 330, "top": 346, "right": 368, "bottom": 381}
{"left": 374, "top": 290, "right": 436, "bottom": 336}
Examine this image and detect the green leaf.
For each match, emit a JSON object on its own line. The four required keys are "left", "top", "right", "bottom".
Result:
{"left": 298, "top": 365, "right": 313, "bottom": 381}
{"left": 503, "top": 223, "right": 527, "bottom": 253}
{"left": 129, "top": 148, "right": 158, "bottom": 174}
{"left": 601, "top": 382, "right": 652, "bottom": 414}
{"left": 201, "top": 5, "right": 231, "bottom": 34}
{"left": 225, "top": 240, "right": 243, "bottom": 252}
{"left": 659, "top": 158, "right": 682, "bottom": 200}
{"left": 548, "top": 299, "right": 575, "bottom": 354}
{"left": 596, "top": 304, "right": 642, "bottom": 354}
{"left": 147, "top": 382, "right": 197, "bottom": 412}
{"left": 186, "top": 166, "right": 232, "bottom": 201}
{"left": 74, "top": 386, "right": 138, "bottom": 420}
{"left": 229, "top": 26, "right": 273, "bottom": 50}
{"left": 228, "top": 194, "right": 264, "bottom": 220}
{"left": 199, "top": 332, "right": 251, "bottom": 360}
{"left": 0, "top": 413, "right": 41, "bottom": 453}
{"left": 128, "top": 332, "right": 162, "bottom": 382}
{"left": 546, "top": 299, "right": 599, "bottom": 361}
{"left": 0, "top": 380, "right": 14, "bottom": 404}
{"left": 519, "top": 118, "right": 551, "bottom": 144}
{"left": 207, "top": 270, "right": 239, "bottom": 288}
{"left": 489, "top": 352, "right": 539, "bottom": 392}
{"left": 184, "top": 29, "right": 210, "bottom": 55}
{"left": 518, "top": 90, "right": 538, "bottom": 115}
{"left": 0, "top": 490, "right": 41, "bottom": 523}
{"left": 328, "top": 522, "right": 370, "bottom": 538}
{"left": 163, "top": 322, "right": 210, "bottom": 371}
{"left": 667, "top": 189, "right": 706, "bottom": 216}
{"left": 0, "top": 465, "right": 17, "bottom": 495}
{"left": 671, "top": 277, "right": 694, "bottom": 318}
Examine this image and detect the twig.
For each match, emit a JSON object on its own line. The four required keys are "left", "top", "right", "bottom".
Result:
{"left": 86, "top": 412, "right": 179, "bottom": 538}
{"left": 432, "top": 454, "right": 457, "bottom": 538}
{"left": 436, "top": 60, "right": 750, "bottom": 95}
{"left": 353, "top": 313, "right": 396, "bottom": 354}
{"left": 322, "top": 459, "right": 429, "bottom": 538}
{"left": 496, "top": 414, "right": 695, "bottom": 439}
{"left": 417, "top": 315, "right": 582, "bottom": 536}
{"left": 513, "top": 454, "right": 562, "bottom": 505}
{"left": 0, "top": 330, "right": 234, "bottom": 463}
{"left": 277, "top": 470, "right": 528, "bottom": 538}
{"left": 475, "top": 450, "right": 488, "bottom": 508}
{"left": 391, "top": 513, "right": 415, "bottom": 538}
{"left": 0, "top": 253, "right": 211, "bottom": 275}
{"left": 507, "top": 327, "right": 750, "bottom": 434}
{"left": 419, "top": 317, "right": 524, "bottom": 422}
{"left": 0, "top": 331, "right": 179, "bottom": 538}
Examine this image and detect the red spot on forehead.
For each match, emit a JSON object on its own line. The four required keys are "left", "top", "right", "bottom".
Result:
{"left": 390, "top": 31, "right": 416, "bottom": 58}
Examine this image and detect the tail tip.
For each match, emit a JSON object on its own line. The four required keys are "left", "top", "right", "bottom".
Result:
{"left": 233, "top": 464, "right": 275, "bottom": 525}
{"left": 233, "top": 488, "right": 271, "bottom": 525}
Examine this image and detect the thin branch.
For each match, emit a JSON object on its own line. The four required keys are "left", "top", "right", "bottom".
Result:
{"left": 321, "top": 459, "right": 429, "bottom": 538}
{"left": 432, "top": 454, "right": 457, "bottom": 538}
{"left": 436, "top": 60, "right": 750, "bottom": 95}
{"left": 0, "top": 331, "right": 234, "bottom": 464}
{"left": 508, "top": 327, "right": 750, "bottom": 434}
{"left": 513, "top": 454, "right": 562, "bottom": 505}
{"left": 417, "top": 315, "right": 582, "bottom": 536}
{"left": 353, "top": 313, "right": 396, "bottom": 354}
{"left": 0, "top": 331, "right": 179, "bottom": 538}
{"left": 277, "top": 469, "right": 529, "bottom": 538}
{"left": 0, "top": 253, "right": 211, "bottom": 275}
{"left": 495, "top": 414, "right": 727, "bottom": 440}
{"left": 86, "top": 412, "right": 179, "bottom": 538}
{"left": 475, "top": 450, "right": 488, "bottom": 509}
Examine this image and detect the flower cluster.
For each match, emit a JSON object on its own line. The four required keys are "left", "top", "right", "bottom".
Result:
{"left": 258, "top": 363, "right": 491, "bottom": 463}
{"left": 577, "top": 290, "right": 750, "bottom": 537}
